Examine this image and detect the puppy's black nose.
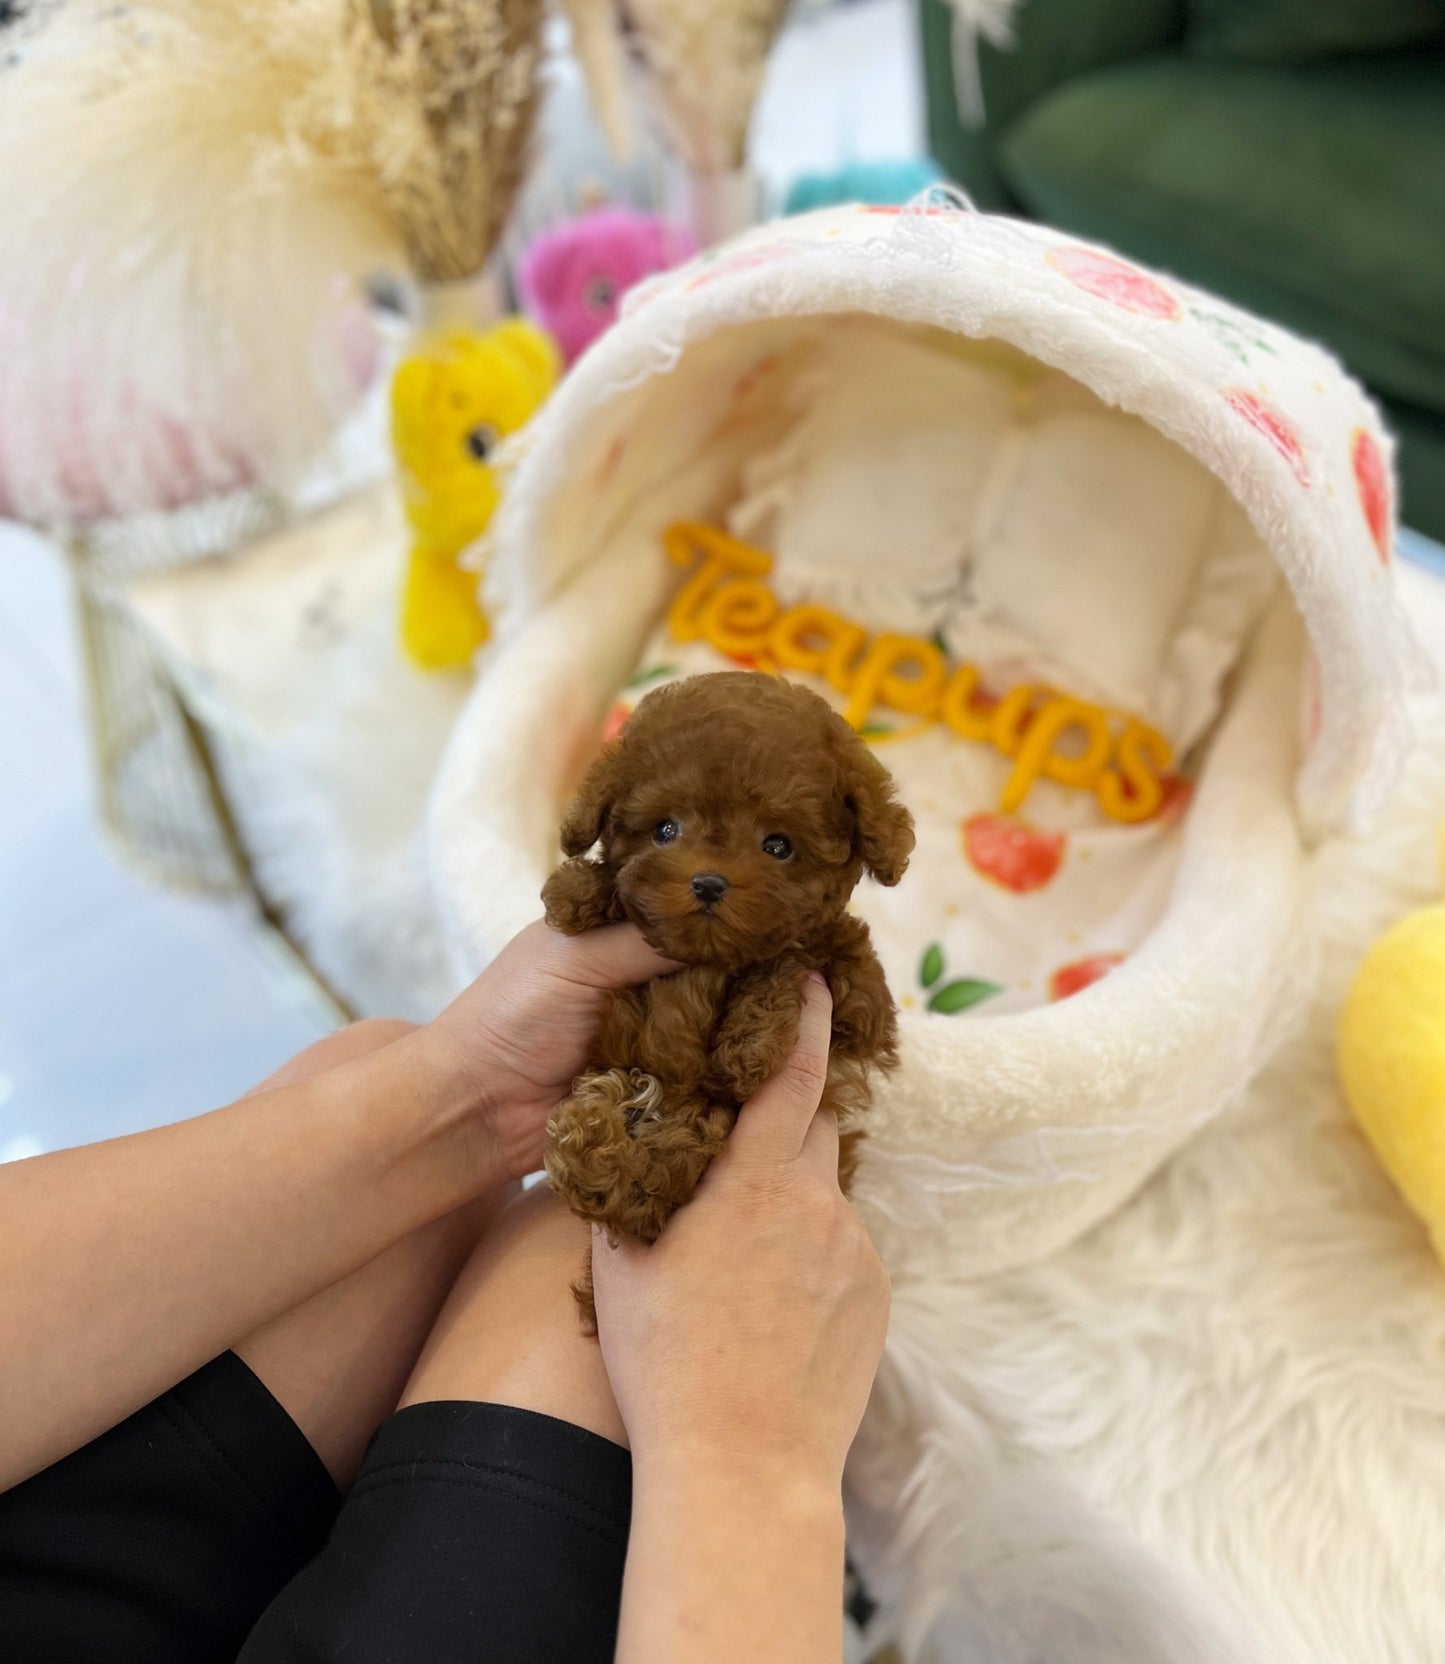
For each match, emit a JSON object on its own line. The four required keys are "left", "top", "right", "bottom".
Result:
{"left": 691, "top": 872, "right": 729, "bottom": 905}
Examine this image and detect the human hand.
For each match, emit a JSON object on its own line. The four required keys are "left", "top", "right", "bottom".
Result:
{"left": 591, "top": 975, "right": 891, "bottom": 1493}
{"left": 420, "top": 919, "right": 678, "bottom": 1184}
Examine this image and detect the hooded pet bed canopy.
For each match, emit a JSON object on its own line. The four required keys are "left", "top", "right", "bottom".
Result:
{"left": 429, "top": 201, "right": 1417, "bottom": 1280}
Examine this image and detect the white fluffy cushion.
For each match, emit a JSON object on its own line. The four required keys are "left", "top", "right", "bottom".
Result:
{"left": 967, "top": 406, "right": 1220, "bottom": 712}
{"left": 729, "top": 329, "right": 1013, "bottom": 635}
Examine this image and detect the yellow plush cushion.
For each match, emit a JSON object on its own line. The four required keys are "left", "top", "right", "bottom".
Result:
{"left": 1338, "top": 904, "right": 1445, "bottom": 1263}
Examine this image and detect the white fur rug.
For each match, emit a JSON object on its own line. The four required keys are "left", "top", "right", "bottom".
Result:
{"left": 846, "top": 566, "right": 1445, "bottom": 1664}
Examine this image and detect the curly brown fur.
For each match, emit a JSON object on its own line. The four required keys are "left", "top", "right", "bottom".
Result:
{"left": 542, "top": 671, "right": 915, "bottom": 1329}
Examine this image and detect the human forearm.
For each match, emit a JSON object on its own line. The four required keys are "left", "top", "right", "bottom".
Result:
{"left": 617, "top": 1451, "right": 846, "bottom": 1664}
{"left": 0, "top": 1028, "right": 492, "bottom": 1489}
{"left": 597, "top": 978, "right": 887, "bottom": 1663}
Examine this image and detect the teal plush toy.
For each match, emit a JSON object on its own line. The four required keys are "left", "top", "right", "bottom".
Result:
{"left": 782, "top": 159, "right": 944, "bottom": 217}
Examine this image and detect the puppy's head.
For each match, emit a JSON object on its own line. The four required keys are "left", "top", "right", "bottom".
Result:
{"left": 557, "top": 672, "right": 914, "bottom": 968}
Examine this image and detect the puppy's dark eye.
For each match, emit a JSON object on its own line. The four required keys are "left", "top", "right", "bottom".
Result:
{"left": 761, "top": 834, "right": 793, "bottom": 861}
{"left": 653, "top": 819, "right": 681, "bottom": 845}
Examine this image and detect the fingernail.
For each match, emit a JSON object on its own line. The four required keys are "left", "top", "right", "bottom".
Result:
{"left": 808, "top": 970, "right": 827, "bottom": 988}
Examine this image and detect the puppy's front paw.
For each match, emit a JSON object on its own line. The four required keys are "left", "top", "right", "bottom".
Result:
{"left": 541, "top": 857, "right": 622, "bottom": 934}
{"left": 706, "top": 962, "right": 807, "bottom": 1100}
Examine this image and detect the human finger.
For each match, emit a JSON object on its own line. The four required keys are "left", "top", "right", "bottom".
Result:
{"left": 589, "top": 1221, "right": 651, "bottom": 1307}
{"left": 537, "top": 919, "right": 681, "bottom": 988}
{"left": 795, "top": 1102, "right": 842, "bottom": 1180}
{"left": 729, "top": 974, "right": 833, "bottom": 1165}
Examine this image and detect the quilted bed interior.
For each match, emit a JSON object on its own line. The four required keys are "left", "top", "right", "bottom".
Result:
{"left": 537, "top": 314, "right": 1289, "bottom": 1014}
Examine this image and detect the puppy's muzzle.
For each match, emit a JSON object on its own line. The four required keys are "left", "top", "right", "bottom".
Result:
{"left": 690, "top": 871, "right": 729, "bottom": 908}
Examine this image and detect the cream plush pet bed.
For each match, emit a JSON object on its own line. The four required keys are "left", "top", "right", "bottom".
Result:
{"left": 431, "top": 203, "right": 1415, "bottom": 1268}
{"left": 428, "top": 203, "right": 1429, "bottom": 1659}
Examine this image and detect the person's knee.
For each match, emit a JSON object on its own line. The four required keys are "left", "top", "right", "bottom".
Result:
{"left": 401, "top": 1186, "right": 627, "bottom": 1449}
{"left": 294, "top": 1019, "right": 419, "bottom": 1076}
{"left": 251, "top": 1018, "right": 419, "bottom": 1095}
{"left": 335, "top": 1017, "right": 419, "bottom": 1055}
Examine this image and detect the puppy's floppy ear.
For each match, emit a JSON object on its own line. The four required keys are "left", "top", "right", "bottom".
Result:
{"left": 559, "top": 741, "right": 626, "bottom": 856}
{"left": 836, "top": 733, "right": 914, "bottom": 886}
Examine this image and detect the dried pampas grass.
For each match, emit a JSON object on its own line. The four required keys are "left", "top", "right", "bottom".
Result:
{"left": 562, "top": 0, "right": 790, "bottom": 174}
{"left": 343, "top": 0, "right": 546, "bottom": 284}
{"left": 941, "top": 0, "right": 1021, "bottom": 124}
{"left": 556, "top": 0, "right": 634, "bottom": 159}
{"left": 0, "top": 0, "right": 400, "bottom": 524}
{"left": 0, "top": 0, "right": 548, "bottom": 526}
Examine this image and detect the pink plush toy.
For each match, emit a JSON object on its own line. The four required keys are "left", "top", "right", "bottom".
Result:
{"left": 519, "top": 208, "right": 696, "bottom": 366}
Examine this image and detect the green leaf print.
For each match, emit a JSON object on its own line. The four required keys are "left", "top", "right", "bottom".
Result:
{"left": 927, "top": 979, "right": 1003, "bottom": 1015}
{"left": 625, "top": 663, "right": 678, "bottom": 690}
{"left": 919, "top": 942, "right": 944, "bottom": 989}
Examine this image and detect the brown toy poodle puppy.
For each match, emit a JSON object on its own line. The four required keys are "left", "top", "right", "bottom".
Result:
{"left": 541, "top": 670, "right": 915, "bottom": 1326}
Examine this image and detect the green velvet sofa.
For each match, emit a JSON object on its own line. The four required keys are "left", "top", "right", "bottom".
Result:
{"left": 919, "top": 0, "right": 1445, "bottom": 538}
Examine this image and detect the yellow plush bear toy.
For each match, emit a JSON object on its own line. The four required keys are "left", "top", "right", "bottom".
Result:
{"left": 1337, "top": 827, "right": 1445, "bottom": 1265}
{"left": 391, "top": 316, "right": 560, "bottom": 670}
